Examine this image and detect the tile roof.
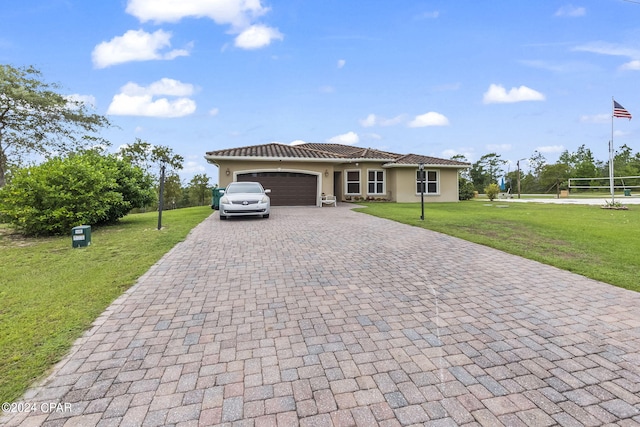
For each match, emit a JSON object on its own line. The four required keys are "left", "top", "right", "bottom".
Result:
{"left": 205, "top": 143, "right": 470, "bottom": 167}
{"left": 299, "top": 143, "right": 401, "bottom": 160}
{"left": 205, "top": 143, "right": 339, "bottom": 159}
{"left": 387, "top": 153, "right": 470, "bottom": 167}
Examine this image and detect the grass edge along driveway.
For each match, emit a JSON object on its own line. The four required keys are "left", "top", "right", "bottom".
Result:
{"left": 0, "top": 206, "right": 213, "bottom": 403}
{"left": 354, "top": 201, "right": 639, "bottom": 294}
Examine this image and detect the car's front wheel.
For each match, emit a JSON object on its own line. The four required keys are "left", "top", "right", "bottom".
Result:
{"left": 263, "top": 214, "right": 269, "bottom": 219}
{"left": 220, "top": 214, "right": 228, "bottom": 220}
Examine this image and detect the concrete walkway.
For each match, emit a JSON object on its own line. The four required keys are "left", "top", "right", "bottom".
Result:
{"left": 3, "top": 205, "right": 640, "bottom": 426}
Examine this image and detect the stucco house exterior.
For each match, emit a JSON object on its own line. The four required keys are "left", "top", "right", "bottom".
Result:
{"left": 205, "top": 143, "right": 470, "bottom": 206}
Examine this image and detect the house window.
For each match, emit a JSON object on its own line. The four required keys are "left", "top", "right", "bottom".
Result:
{"left": 346, "top": 170, "right": 361, "bottom": 194}
{"left": 416, "top": 170, "right": 439, "bottom": 194}
{"left": 367, "top": 170, "right": 385, "bottom": 194}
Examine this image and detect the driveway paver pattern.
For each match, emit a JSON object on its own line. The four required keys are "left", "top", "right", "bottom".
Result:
{"left": 3, "top": 205, "right": 640, "bottom": 426}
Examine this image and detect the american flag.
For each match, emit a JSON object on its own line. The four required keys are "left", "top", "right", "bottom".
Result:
{"left": 613, "top": 100, "right": 632, "bottom": 119}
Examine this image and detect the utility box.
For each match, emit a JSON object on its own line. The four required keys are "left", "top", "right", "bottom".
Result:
{"left": 71, "top": 225, "right": 91, "bottom": 248}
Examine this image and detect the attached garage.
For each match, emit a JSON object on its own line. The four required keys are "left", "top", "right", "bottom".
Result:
{"left": 237, "top": 172, "right": 318, "bottom": 206}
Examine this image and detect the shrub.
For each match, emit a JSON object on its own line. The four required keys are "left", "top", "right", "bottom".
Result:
{"left": 0, "top": 150, "right": 155, "bottom": 236}
{"left": 459, "top": 178, "right": 476, "bottom": 200}
{"left": 484, "top": 183, "right": 500, "bottom": 201}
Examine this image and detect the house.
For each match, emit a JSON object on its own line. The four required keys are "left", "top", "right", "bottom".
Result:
{"left": 204, "top": 143, "right": 470, "bottom": 206}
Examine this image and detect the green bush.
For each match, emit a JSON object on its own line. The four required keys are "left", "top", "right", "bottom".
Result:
{"left": 484, "top": 183, "right": 500, "bottom": 201}
{"left": 459, "top": 178, "right": 476, "bottom": 200}
{"left": 0, "top": 150, "right": 155, "bottom": 236}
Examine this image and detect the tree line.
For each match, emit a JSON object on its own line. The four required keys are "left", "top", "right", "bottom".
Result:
{"left": 0, "top": 64, "right": 213, "bottom": 236}
{"left": 455, "top": 144, "right": 640, "bottom": 197}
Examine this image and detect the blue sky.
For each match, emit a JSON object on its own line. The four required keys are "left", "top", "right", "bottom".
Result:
{"left": 2, "top": 0, "right": 640, "bottom": 183}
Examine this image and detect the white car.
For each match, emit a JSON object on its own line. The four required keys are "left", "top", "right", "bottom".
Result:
{"left": 219, "top": 181, "right": 271, "bottom": 220}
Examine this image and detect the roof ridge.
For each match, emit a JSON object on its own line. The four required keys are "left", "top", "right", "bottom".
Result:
{"left": 392, "top": 153, "right": 412, "bottom": 161}
{"left": 295, "top": 144, "right": 350, "bottom": 158}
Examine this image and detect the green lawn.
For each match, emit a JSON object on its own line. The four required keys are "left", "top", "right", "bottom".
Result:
{"left": 0, "top": 206, "right": 213, "bottom": 403}
{"left": 354, "top": 201, "right": 639, "bottom": 293}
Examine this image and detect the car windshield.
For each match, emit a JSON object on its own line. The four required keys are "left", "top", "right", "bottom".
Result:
{"left": 226, "top": 183, "right": 264, "bottom": 194}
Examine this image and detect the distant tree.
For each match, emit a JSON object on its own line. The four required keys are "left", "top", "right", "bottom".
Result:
{"left": 470, "top": 153, "right": 507, "bottom": 192}
{"left": 539, "top": 163, "right": 571, "bottom": 193}
{"left": 162, "top": 173, "right": 183, "bottom": 210}
{"left": 118, "top": 138, "right": 184, "bottom": 177}
{"left": 118, "top": 139, "right": 184, "bottom": 210}
{"left": 574, "top": 147, "right": 598, "bottom": 179}
{"left": 528, "top": 151, "right": 547, "bottom": 179}
{"left": 613, "top": 144, "right": 640, "bottom": 177}
{"left": 450, "top": 154, "right": 471, "bottom": 180}
{"left": 0, "top": 64, "right": 111, "bottom": 187}
{"left": 188, "top": 174, "right": 211, "bottom": 206}
{"left": 558, "top": 144, "right": 597, "bottom": 178}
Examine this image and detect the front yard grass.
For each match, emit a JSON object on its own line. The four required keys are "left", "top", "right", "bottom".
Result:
{"left": 354, "top": 201, "right": 639, "bottom": 293}
{"left": 0, "top": 206, "right": 213, "bottom": 403}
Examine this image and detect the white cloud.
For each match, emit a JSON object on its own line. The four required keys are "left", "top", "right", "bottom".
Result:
{"left": 337, "top": 59, "right": 346, "bottom": 69}
{"left": 573, "top": 42, "right": 640, "bottom": 71}
{"left": 442, "top": 148, "right": 475, "bottom": 161}
{"left": 125, "top": 0, "right": 269, "bottom": 27}
{"left": 149, "top": 78, "right": 196, "bottom": 96}
{"left": 65, "top": 94, "right": 96, "bottom": 108}
{"left": 573, "top": 42, "right": 640, "bottom": 58}
{"left": 536, "top": 145, "right": 565, "bottom": 154}
{"left": 483, "top": 84, "right": 545, "bottom": 104}
{"left": 620, "top": 60, "right": 640, "bottom": 70}
{"left": 359, "top": 114, "right": 376, "bottom": 127}
{"left": 580, "top": 114, "right": 610, "bottom": 124}
{"left": 289, "top": 140, "right": 308, "bottom": 146}
{"left": 183, "top": 160, "right": 206, "bottom": 174}
{"left": 107, "top": 78, "right": 197, "bottom": 118}
{"left": 554, "top": 5, "right": 586, "bottom": 17}
{"left": 234, "top": 25, "right": 283, "bottom": 49}
{"left": 408, "top": 112, "right": 450, "bottom": 127}
{"left": 441, "top": 149, "right": 458, "bottom": 158}
{"left": 92, "top": 29, "right": 189, "bottom": 68}
{"left": 209, "top": 108, "right": 220, "bottom": 116}
{"left": 327, "top": 131, "right": 359, "bottom": 145}
{"left": 125, "top": 0, "right": 281, "bottom": 50}
{"left": 359, "top": 113, "right": 405, "bottom": 127}
{"left": 519, "top": 59, "right": 597, "bottom": 74}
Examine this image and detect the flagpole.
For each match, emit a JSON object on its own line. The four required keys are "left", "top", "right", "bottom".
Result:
{"left": 610, "top": 97, "right": 615, "bottom": 204}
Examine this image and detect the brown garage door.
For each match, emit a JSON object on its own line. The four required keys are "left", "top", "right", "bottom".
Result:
{"left": 238, "top": 172, "right": 317, "bottom": 206}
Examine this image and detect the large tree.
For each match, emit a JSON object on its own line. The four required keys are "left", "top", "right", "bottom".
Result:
{"left": 470, "top": 153, "right": 507, "bottom": 192}
{"left": 558, "top": 144, "right": 598, "bottom": 178}
{"left": 118, "top": 138, "right": 184, "bottom": 177}
{"left": 0, "top": 64, "right": 111, "bottom": 187}
{"left": 188, "top": 173, "right": 211, "bottom": 206}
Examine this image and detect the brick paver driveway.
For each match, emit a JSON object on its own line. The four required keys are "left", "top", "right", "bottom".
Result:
{"left": 4, "top": 205, "right": 640, "bottom": 426}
